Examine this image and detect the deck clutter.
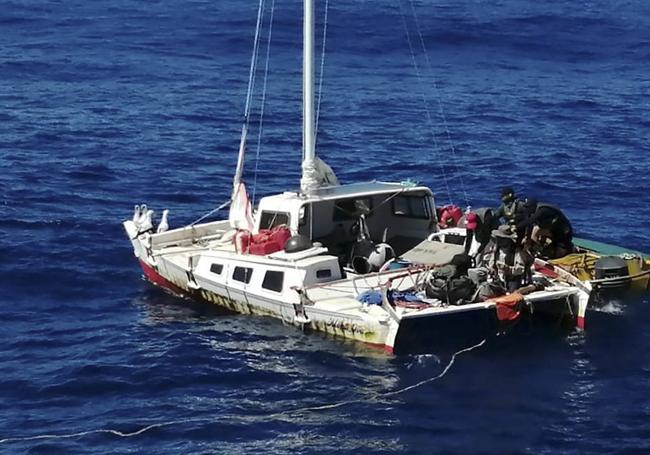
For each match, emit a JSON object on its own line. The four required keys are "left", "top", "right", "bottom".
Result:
{"left": 440, "top": 187, "right": 650, "bottom": 302}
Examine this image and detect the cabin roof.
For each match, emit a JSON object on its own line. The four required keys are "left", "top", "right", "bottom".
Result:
{"left": 259, "top": 181, "right": 433, "bottom": 206}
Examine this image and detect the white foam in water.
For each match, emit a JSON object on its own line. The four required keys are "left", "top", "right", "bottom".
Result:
{"left": 592, "top": 299, "right": 625, "bottom": 315}
{"left": 406, "top": 353, "right": 442, "bottom": 370}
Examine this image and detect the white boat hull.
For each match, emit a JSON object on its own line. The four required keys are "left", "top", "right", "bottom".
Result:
{"left": 137, "top": 255, "right": 399, "bottom": 351}
{"left": 126, "top": 213, "right": 589, "bottom": 354}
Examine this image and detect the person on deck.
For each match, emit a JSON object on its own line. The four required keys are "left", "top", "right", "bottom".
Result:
{"left": 514, "top": 197, "right": 538, "bottom": 244}
{"left": 527, "top": 203, "right": 574, "bottom": 259}
{"left": 463, "top": 212, "right": 478, "bottom": 255}
{"left": 495, "top": 186, "right": 524, "bottom": 226}
{"left": 465, "top": 207, "right": 499, "bottom": 264}
{"left": 489, "top": 224, "right": 533, "bottom": 293}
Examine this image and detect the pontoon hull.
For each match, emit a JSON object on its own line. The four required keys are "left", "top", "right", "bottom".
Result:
{"left": 140, "top": 257, "right": 583, "bottom": 355}
{"left": 138, "top": 259, "right": 396, "bottom": 351}
{"left": 391, "top": 307, "right": 500, "bottom": 355}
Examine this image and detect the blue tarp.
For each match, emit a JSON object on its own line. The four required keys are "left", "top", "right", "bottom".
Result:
{"left": 357, "top": 290, "right": 383, "bottom": 305}
{"left": 356, "top": 289, "right": 422, "bottom": 305}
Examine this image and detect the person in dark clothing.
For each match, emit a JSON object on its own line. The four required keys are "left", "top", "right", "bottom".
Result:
{"left": 528, "top": 203, "right": 574, "bottom": 259}
{"left": 469, "top": 207, "right": 500, "bottom": 258}
{"left": 514, "top": 197, "right": 538, "bottom": 243}
{"left": 463, "top": 212, "right": 478, "bottom": 255}
{"left": 495, "top": 186, "right": 523, "bottom": 226}
{"left": 489, "top": 224, "right": 533, "bottom": 292}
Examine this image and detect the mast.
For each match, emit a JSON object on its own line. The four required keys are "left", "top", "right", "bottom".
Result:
{"left": 300, "top": 0, "right": 319, "bottom": 194}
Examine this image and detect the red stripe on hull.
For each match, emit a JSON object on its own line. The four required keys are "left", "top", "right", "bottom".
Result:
{"left": 577, "top": 315, "right": 585, "bottom": 330}
{"left": 139, "top": 260, "right": 185, "bottom": 295}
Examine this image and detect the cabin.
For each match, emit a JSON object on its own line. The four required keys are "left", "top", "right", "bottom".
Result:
{"left": 254, "top": 181, "right": 437, "bottom": 267}
{"left": 130, "top": 182, "right": 439, "bottom": 306}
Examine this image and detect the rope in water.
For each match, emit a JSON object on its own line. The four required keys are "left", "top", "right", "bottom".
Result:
{"left": 268, "top": 338, "right": 487, "bottom": 415}
{"left": 0, "top": 339, "right": 486, "bottom": 445}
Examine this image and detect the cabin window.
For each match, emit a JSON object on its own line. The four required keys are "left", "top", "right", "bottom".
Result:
{"left": 333, "top": 197, "right": 373, "bottom": 221}
{"left": 444, "top": 233, "right": 465, "bottom": 245}
{"left": 259, "top": 211, "right": 290, "bottom": 230}
{"left": 299, "top": 204, "right": 309, "bottom": 226}
{"left": 316, "top": 269, "right": 332, "bottom": 279}
{"left": 232, "top": 266, "right": 253, "bottom": 284}
{"left": 392, "top": 195, "right": 431, "bottom": 219}
{"left": 210, "top": 263, "right": 223, "bottom": 275}
{"left": 262, "top": 270, "right": 284, "bottom": 292}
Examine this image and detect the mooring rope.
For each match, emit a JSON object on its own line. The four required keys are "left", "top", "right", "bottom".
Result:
{"left": 0, "top": 422, "right": 192, "bottom": 445}
{"left": 0, "top": 339, "right": 486, "bottom": 445}
{"left": 268, "top": 338, "right": 487, "bottom": 415}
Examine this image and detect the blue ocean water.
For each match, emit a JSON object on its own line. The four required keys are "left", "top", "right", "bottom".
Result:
{"left": 2, "top": 0, "right": 650, "bottom": 452}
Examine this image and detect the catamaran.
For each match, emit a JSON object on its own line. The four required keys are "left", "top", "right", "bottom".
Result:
{"left": 123, "top": 0, "right": 590, "bottom": 354}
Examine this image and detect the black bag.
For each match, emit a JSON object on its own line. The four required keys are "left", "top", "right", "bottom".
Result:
{"left": 450, "top": 253, "right": 473, "bottom": 276}
{"left": 425, "top": 275, "right": 476, "bottom": 305}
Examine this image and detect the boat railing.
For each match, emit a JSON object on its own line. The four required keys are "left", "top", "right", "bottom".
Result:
{"left": 150, "top": 220, "right": 231, "bottom": 249}
{"left": 301, "top": 265, "right": 429, "bottom": 304}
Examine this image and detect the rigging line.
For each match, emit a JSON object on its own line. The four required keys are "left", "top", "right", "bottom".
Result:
{"left": 190, "top": 199, "right": 231, "bottom": 226}
{"left": 407, "top": 0, "right": 469, "bottom": 208}
{"left": 252, "top": 0, "right": 276, "bottom": 206}
{"left": 331, "top": 188, "right": 408, "bottom": 219}
{"left": 233, "top": 0, "right": 266, "bottom": 190}
{"left": 314, "top": 0, "right": 330, "bottom": 145}
{"left": 243, "top": 0, "right": 266, "bottom": 124}
{"left": 366, "top": 188, "right": 409, "bottom": 217}
{"left": 397, "top": 0, "right": 453, "bottom": 206}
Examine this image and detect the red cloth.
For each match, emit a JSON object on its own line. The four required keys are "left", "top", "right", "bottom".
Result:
{"left": 234, "top": 230, "right": 252, "bottom": 253}
{"left": 245, "top": 226, "right": 292, "bottom": 256}
{"left": 491, "top": 293, "right": 524, "bottom": 321}
{"left": 534, "top": 262, "right": 559, "bottom": 278}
